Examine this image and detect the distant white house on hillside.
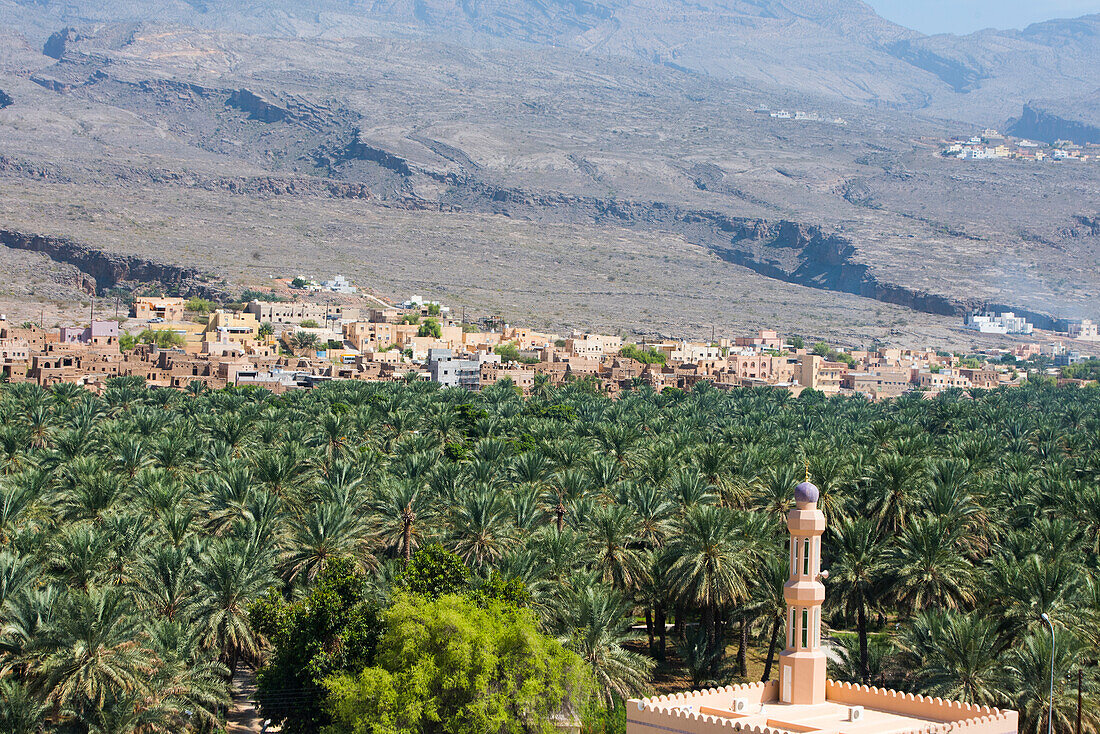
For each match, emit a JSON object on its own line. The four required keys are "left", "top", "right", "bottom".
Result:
{"left": 321, "top": 275, "right": 357, "bottom": 294}
{"left": 965, "top": 311, "right": 1033, "bottom": 335}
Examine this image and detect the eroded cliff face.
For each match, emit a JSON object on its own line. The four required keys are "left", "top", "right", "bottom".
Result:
{"left": 0, "top": 229, "right": 226, "bottom": 298}
{"left": 1007, "top": 103, "right": 1100, "bottom": 145}
{"left": 43, "top": 28, "right": 82, "bottom": 60}
{"left": 424, "top": 179, "right": 1055, "bottom": 321}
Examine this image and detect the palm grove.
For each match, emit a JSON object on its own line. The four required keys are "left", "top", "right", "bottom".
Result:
{"left": 0, "top": 375, "right": 1097, "bottom": 733}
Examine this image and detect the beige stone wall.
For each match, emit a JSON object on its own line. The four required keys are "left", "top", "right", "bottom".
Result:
{"left": 825, "top": 682, "right": 1018, "bottom": 733}
{"left": 627, "top": 682, "right": 779, "bottom": 733}
{"left": 626, "top": 681, "right": 1018, "bottom": 734}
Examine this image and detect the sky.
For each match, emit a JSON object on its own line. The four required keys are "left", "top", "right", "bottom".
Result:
{"left": 865, "top": 0, "right": 1100, "bottom": 35}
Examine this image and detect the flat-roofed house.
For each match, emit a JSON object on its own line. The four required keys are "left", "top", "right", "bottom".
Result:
{"left": 132, "top": 297, "right": 187, "bottom": 322}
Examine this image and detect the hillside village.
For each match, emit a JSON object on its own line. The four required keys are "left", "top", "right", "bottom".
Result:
{"left": 1, "top": 275, "right": 1098, "bottom": 399}
{"left": 938, "top": 128, "right": 1099, "bottom": 162}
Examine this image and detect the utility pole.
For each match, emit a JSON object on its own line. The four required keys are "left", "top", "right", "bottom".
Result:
{"left": 114, "top": 293, "right": 119, "bottom": 321}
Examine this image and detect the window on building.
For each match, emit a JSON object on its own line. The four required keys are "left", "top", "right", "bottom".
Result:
{"left": 789, "top": 607, "right": 795, "bottom": 648}
{"left": 803, "top": 538, "right": 810, "bottom": 576}
{"left": 801, "top": 608, "right": 809, "bottom": 648}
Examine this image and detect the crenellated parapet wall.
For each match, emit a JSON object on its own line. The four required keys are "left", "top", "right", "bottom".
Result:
{"left": 825, "top": 681, "right": 1019, "bottom": 733}
{"left": 628, "top": 682, "right": 779, "bottom": 733}
{"left": 634, "top": 681, "right": 778, "bottom": 713}
{"left": 626, "top": 680, "right": 1018, "bottom": 734}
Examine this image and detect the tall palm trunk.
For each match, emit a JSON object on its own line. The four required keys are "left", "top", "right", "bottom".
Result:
{"left": 704, "top": 605, "right": 716, "bottom": 654}
{"left": 556, "top": 501, "right": 565, "bottom": 532}
{"left": 737, "top": 618, "right": 748, "bottom": 677}
{"left": 401, "top": 503, "right": 415, "bottom": 562}
{"left": 655, "top": 603, "right": 667, "bottom": 661}
{"left": 645, "top": 608, "right": 655, "bottom": 656}
{"left": 761, "top": 617, "right": 781, "bottom": 681}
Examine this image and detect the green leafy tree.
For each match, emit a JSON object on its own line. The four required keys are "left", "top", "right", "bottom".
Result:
{"left": 417, "top": 318, "right": 442, "bottom": 339}
{"left": 398, "top": 544, "right": 470, "bottom": 598}
{"left": 252, "top": 559, "right": 381, "bottom": 734}
{"left": 138, "top": 329, "right": 185, "bottom": 349}
{"left": 185, "top": 297, "right": 216, "bottom": 315}
{"left": 323, "top": 594, "right": 591, "bottom": 734}
{"left": 618, "top": 344, "right": 666, "bottom": 364}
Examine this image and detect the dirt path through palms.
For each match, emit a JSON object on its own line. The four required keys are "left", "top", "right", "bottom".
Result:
{"left": 227, "top": 667, "right": 267, "bottom": 734}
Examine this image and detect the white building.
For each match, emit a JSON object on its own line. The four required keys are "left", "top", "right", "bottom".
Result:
{"left": 965, "top": 311, "right": 1033, "bottom": 335}
{"left": 321, "top": 275, "right": 357, "bottom": 294}
{"left": 671, "top": 341, "right": 723, "bottom": 362}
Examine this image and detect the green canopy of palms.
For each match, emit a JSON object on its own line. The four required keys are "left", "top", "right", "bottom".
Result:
{"left": 0, "top": 368, "right": 1096, "bottom": 729}
{"left": 666, "top": 505, "right": 752, "bottom": 649}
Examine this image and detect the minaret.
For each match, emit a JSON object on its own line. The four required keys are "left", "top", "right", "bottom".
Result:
{"left": 778, "top": 476, "right": 827, "bottom": 705}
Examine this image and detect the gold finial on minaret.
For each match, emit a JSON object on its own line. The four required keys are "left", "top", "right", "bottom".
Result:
{"left": 804, "top": 460, "right": 810, "bottom": 484}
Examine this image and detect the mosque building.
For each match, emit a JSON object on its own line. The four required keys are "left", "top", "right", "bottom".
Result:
{"left": 626, "top": 479, "right": 1019, "bottom": 734}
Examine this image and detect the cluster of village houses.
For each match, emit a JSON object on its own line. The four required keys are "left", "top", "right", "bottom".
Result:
{"left": 0, "top": 283, "right": 1095, "bottom": 399}
{"left": 941, "top": 128, "right": 1097, "bottom": 162}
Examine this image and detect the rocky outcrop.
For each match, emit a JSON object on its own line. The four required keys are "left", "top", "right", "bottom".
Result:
{"left": 341, "top": 132, "right": 413, "bottom": 176}
{"left": 0, "top": 229, "right": 226, "bottom": 298}
{"left": 227, "top": 88, "right": 339, "bottom": 130}
{"left": 227, "top": 88, "right": 289, "bottom": 123}
{"left": 43, "top": 27, "right": 81, "bottom": 60}
{"left": 1007, "top": 102, "right": 1100, "bottom": 145}
{"left": 0, "top": 90, "right": 11, "bottom": 110}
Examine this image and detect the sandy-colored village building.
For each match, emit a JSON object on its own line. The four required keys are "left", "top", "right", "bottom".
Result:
{"left": 132, "top": 296, "right": 188, "bottom": 322}
{"left": 626, "top": 479, "right": 1018, "bottom": 734}
{"left": 796, "top": 356, "right": 846, "bottom": 395}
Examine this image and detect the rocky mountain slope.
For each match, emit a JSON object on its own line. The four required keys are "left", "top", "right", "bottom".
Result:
{"left": 0, "top": 2, "right": 1097, "bottom": 344}
{"left": 5, "top": 0, "right": 1098, "bottom": 122}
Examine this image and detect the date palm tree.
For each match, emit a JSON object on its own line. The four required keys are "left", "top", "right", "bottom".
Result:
{"left": 132, "top": 545, "right": 196, "bottom": 621}
{"left": 887, "top": 515, "right": 976, "bottom": 614}
{"left": 666, "top": 505, "right": 751, "bottom": 652}
{"left": 194, "top": 539, "right": 274, "bottom": 678}
{"left": 588, "top": 504, "right": 645, "bottom": 592}
{"left": 369, "top": 478, "right": 430, "bottom": 562}
{"left": 34, "top": 586, "right": 153, "bottom": 713}
{"left": 828, "top": 516, "right": 888, "bottom": 684}
{"left": 898, "top": 611, "right": 1008, "bottom": 705}
{"left": 553, "top": 582, "right": 654, "bottom": 706}
{"left": 748, "top": 555, "right": 789, "bottom": 682}
{"left": 446, "top": 488, "right": 514, "bottom": 569}
{"left": 0, "top": 679, "right": 48, "bottom": 734}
